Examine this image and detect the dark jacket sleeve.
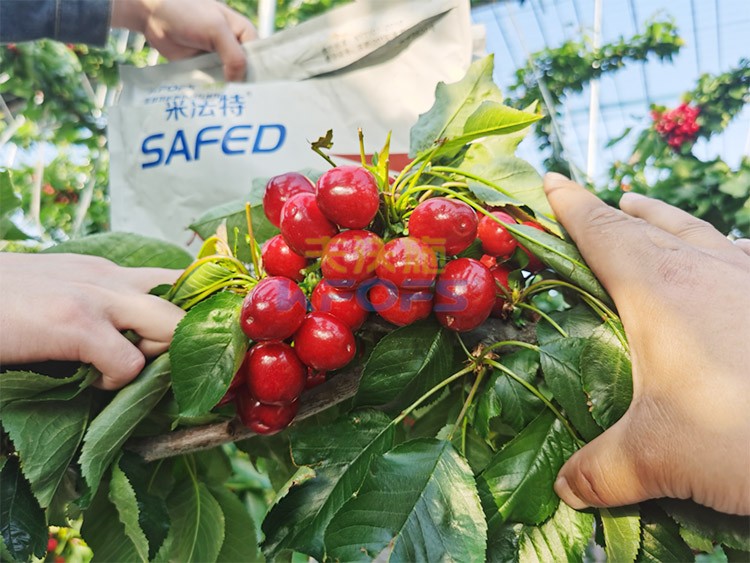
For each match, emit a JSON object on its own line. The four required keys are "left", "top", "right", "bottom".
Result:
{"left": 0, "top": 0, "right": 112, "bottom": 45}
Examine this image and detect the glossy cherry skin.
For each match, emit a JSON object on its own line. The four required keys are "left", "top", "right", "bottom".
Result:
{"left": 240, "top": 276, "right": 307, "bottom": 341}
{"left": 311, "top": 279, "right": 369, "bottom": 331}
{"left": 262, "top": 234, "right": 309, "bottom": 282}
{"left": 320, "top": 230, "right": 383, "bottom": 287}
{"left": 305, "top": 367, "right": 327, "bottom": 389}
{"left": 408, "top": 197, "right": 478, "bottom": 256}
{"left": 434, "top": 258, "right": 495, "bottom": 332}
{"left": 216, "top": 353, "right": 249, "bottom": 407}
{"left": 368, "top": 281, "right": 433, "bottom": 327}
{"left": 236, "top": 393, "right": 299, "bottom": 434}
{"left": 245, "top": 341, "right": 305, "bottom": 405}
{"left": 375, "top": 237, "right": 438, "bottom": 289}
{"left": 293, "top": 312, "right": 356, "bottom": 371}
{"left": 518, "top": 221, "right": 545, "bottom": 273}
{"left": 280, "top": 192, "right": 339, "bottom": 258}
{"left": 490, "top": 265, "right": 511, "bottom": 318}
{"left": 316, "top": 166, "right": 380, "bottom": 228}
{"left": 263, "top": 172, "right": 315, "bottom": 227}
{"left": 477, "top": 210, "right": 518, "bottom": 259}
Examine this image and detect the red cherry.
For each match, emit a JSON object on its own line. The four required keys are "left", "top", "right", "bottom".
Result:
{"left": 434, "top": 258, "right": 495, "bottom": 332}
{"left": 518, "top": 221, "right": 545, "bottom": 273}
{"left": 245, "top": 342, "right": 305, "bottom": 405}
{"left": 316, "top": 166, "right": 380, "bottom": 228}
{"left": 236, "top": 393, "right": 299, "bottom": 434}
{"left": 490, "top": 266, "right": 511, "bottom": 318}
{"left": 216, "top": 353, "right": 248, "bottom": 407}
{"left": 262, "top": 234, "right": 309, "bottom": 282}
{"left": 477, "top": 211, "right": 518, "bottom": 259}
{"left": 293, "top": 312, "right": 356, "bottom": 371}
{"left": 240, "top": 277, "right": 307, "bottom": 341}
{"left": 47, "top": 537, "right": 58, "bottom": 553}
{"left": 480, "top": 254, "right": 498, "bottom": 270}
{"left": 311, "top": 279, "right": 369, "bottom": 331}
{"left": 320, "top": 230, "right": 383, "bottom": 287}
{"left": 263, "top": 172, "right": 315, "bottom": 227}
{"left": 305, "top": 367, "right": 327, "bottom": 389}
{"left": 369, "top": 281, "right": 433, "bottom": 326}
{"left": 375, "top": 237, "right": 438, "bottom": 289}
{"left": 279, "top": 192, "right": 339, "bottom": 258}
{"left": 408, "top": 197, "right": 478, "bottom": 256}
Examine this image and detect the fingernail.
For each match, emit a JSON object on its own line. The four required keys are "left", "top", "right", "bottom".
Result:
{"left": 544, "top": 172, "right": 571, "bottom": 184}
{"left": 554, "top": 476, "right": 590, "bottom": 510}
{"left": 620, "top": 192, "right": 648, "bottom": 202}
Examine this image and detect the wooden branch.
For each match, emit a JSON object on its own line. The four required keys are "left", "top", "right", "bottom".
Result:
{"left": 126, "top": 318, "right": 537, "bottom": 462}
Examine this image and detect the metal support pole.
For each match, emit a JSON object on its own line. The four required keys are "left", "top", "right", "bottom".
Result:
{"left": 586, "top": 0, "right": 602, "bottom": 182}
{"left": 258, "top": 0, "right": 276, "bottom": 39}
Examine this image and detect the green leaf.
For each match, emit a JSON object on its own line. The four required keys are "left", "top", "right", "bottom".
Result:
{"left": 226, "top": 205, "right": 280, "bottom": 264}
{"left": 43, "top": 232, "right": 192, "bottom": 269}
{"left": 0, "top": 365, "right": 89, "bottom": 407}
{"left": 81, "top": 476, "right": 140, "bottom": 562}
{"left": 210, "top": 486, "right": 262, "bottom": 563}
{"left": 263, "top": 411, "right": 395, "bottom": 559}
{"left": 478, "top": 410, "right": 576, "bottom": 526}
{"left": 165, "top": 476, "right": 225, "bottom": 563}
{"left": 0, "top": 393, "right": 90, "bottom": 507}
{"left": 0, "top": 169, "right": 21, "bottom": 214}
{"left": 539, "top": 338, "right": 603, "bottom": 442}
{"left": 170, "top": 292, "right": 248, "bottom": 417}
{"left": 325, "top": 439, "right": 487, "bottom": 562}
{"left": 580, "top": 324, "right": 633, "bottom": 429}
{"left": 354, "top": 319, "right": 455, "bottom": 408}
{"left": 0, "top": 457, "right": 47, "bottom": 561}
{"left": 517, "top": 501, "right": 595, "bottom": 562}
{"left": 109, "top": 459, "right": 149, "bottom": 562}
{"left": 536, "top": 304, "right": 603, "bottom": 346}
{"left": 659, "top": 499, "right": 750, "bottom": 552}
{"left": 79, "top": 354, "right": 172, "bottom": 498}
{"left": 637, "top": 505, "right": 694, "bottom": 562}
{"left": 475, "top": 348, "right": 544, "bottom": 437}
{"left": 506, "top": 223, "right": 612, "bottom": 306}
{"left": 189, "top": 199, "right": 247, "bottom": 239}
{"left": 166, "top": 257, "right": 244, "bottom": 309}
{"left": 462, "top": 140, "right": 551, "bottom": 219}
{"left": 486, "top": 521, "right": 523, "bottom": 563}
{"left": 410, "top": 55, "right": 504, "bottom": 156}
{"left": 601, "top": 506, "right": 641, "bottom": 563}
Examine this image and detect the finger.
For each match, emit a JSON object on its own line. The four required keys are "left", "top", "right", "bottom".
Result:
{"left": 119, "top": 267, "right": 183, "bottom": 293}
{"left": 138, "top": 338, "right": 171, "bottom": 358}
{"left": 221, "top": 4, "right": 257, "bottom": 42}
{"left": 84, "top": 326, "right": 146, "bottom": 390}
{"left": 555, "top": 416, "right": 652, "bottom": 509}
{"left": 211, "top": 19, "right": 248, "bottom": 81}
{"left": 110, "top": 294, "right": 185, "bottom": 344}
{"left": 543, "top": 173, "right": 658, "bottom": 294}
{"left": 619, "top": 192, "right": 736, "bottom": 252}
{"left": 734, "top": 238, "right": 750, "bottom": 256}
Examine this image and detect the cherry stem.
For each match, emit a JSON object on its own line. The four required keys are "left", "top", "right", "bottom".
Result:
{"left": 447, "top": 366, "right": 486, "bottom": 442}
{"left": 479, "top": 339, "right": 540, "bottom": 358}
{"left": 392, "top": 365, "right": 475, "bottom": 426}
{"left": 180, "top": 277, "right": 255, "bottom": 310}
{"left": 357, "top": 128, "right": 367, "bottom": 168}
{"left": 515, "top": 302, "right": 569, "bottom": 338}
{"left": 485, "top": 358, "right": 584, "bottom": 447}
{"left": 244, "top": 203, "right": 263, "bottom": 278}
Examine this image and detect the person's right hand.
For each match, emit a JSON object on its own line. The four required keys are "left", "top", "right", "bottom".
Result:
{"left": 0, "top": 253, "right": 184, "bottom": 390}
{"left": 544, "top": 173, "right": 750, "bottom": 516}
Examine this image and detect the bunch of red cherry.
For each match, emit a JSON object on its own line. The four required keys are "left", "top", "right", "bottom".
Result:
{"left": 651, "top": 102, "right": 701, "bottom": 149}
{"left": 223, "top": 165, "right": 545, "bottom": 434}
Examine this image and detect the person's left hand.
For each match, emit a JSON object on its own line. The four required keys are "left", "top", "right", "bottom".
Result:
{"left": 112, "top": 0, "right": 257, "bottom": 81}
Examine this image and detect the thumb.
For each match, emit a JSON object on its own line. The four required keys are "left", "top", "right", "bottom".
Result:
{"left": 554, "top": 415, "right": 652, "bottom": 510}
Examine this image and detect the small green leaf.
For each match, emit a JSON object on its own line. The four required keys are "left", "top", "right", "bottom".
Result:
{"left": 539, "top": 338, "right": 603, "bottom": 442}
{"left": 638, "top": 505, "right": 694, "bottom": 562}
{"left": 325, "top": 439, "right": 487, "bottom": 562}
{"left": 410, "top": 55, "right": 504, "bottom": 156}
{"left": 166, "top": 477, "right": 225, "bottom": 563}
{"left": 170, "top": 292, "right": 248, "bottom": 417}
{"left": 166, "top": 257, "right": 246, "bottom": 309}
{"left": 43, "top": 232, "right": 192, "bottom": 269}
{"left": 0, "top": 365, "right": 89, "bottom": 407}
{"left": 0, "top": 457, "right": 47, "bottom": 561}
{"left": 354, "top": 319, "right": 455, "bottom": 408}
{"left": 81, "top": 477, "right": 140, "bottom": 562}
{"left": 0, "top": 169, "right": 21, "bottom": 214}
{"left": 263, "top": 411, "right": 395, "bottom": 560}
{"left": 601, "top": 506, "right": 641, "bottom": 563}
{"left": 210, "top": 486, "right": 262, "bottom": 563}
{"left": 518, "top": 501, "right": 595, "bottom": 562}
{"left": 0, "top": 393, "right": 90, "bottom": 507}
{"left": 226, "top": 206, "right": 279, "bottom": 263}
{"left": 79, "top": 355, "right": 171, "bottom": 498}
{"left": 580, "top": 324, "right": 633, "bottom": 429}
{"left": 478, "top": 410, "right": 576, "bottom": 526}
{"left": 659, "top": 499, "right": 750, "bottom": 552}
{"left": 109, "top": 459, "right": 150, "bottom": 562}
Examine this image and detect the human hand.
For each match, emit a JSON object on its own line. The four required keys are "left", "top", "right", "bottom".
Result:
{"left": 111, "top": 0, "right": 257, "bottom": 81}
{"left": 544, "top": 172, "right": 750, "bottom": 516}
{"left": 0, "top": 253, "right": 184, "bottom": 390}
